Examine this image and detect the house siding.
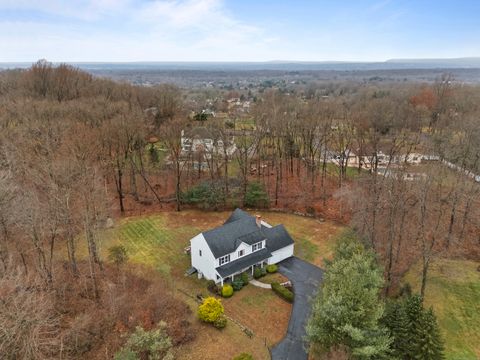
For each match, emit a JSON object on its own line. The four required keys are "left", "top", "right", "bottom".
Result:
{"left": 268, "top": 244, "right": 294, "bottom": 265}
{"left": 190, "top": 233, "right": 217, "bottom": 280}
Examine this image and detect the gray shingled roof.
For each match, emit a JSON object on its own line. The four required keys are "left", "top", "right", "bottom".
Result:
{"left": 263, "top": 224, "right": 295, "bottom": 252}
{"left": 224, "top": 208, "right": 251, "bottom": 224}
{"left": 202, "top": 215, "right": 264, "bottom": 258}
{"left": 216, "top": 248, "right": 272, "bottom": 278}
{"left": 201, "top": 208, "right": 294, "bottom": 258}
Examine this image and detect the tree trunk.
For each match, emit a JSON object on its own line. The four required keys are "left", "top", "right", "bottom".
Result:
{"left": 115, "top": 160, "right": 125, "bottom": 213}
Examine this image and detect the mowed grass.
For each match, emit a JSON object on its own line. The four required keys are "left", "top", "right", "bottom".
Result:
{"left": 91, "top": 210, "right": 342, "bottom": 358}
{"left": 403, "top": 258, "right": 480, "bottom": 360}
{"left": 99, "top": 215, "right": 198, "bottom": 275}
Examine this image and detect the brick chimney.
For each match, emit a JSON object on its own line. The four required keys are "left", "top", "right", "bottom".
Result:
{"left": 255, "top": 215, "right": 262, "bottom": 228}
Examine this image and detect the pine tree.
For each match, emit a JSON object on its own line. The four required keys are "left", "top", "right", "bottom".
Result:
{"left": 306, "top": 232, "right": 392, "bottom": 359}
{"left": 404, "top": 294, "right": 424, "bottom": 359}
{"left": 382, "top": 300, "right": 410, "bottom": 358}
{"left": 414, "top": 308, "right": 445, "bottom": 360}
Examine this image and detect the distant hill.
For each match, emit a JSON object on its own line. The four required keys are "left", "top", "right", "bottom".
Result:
{"left": 2, "top": 58, "right": 480, "bottom": 72}
{"left": 386, "top": 57, "right": 480, "bottom": 68}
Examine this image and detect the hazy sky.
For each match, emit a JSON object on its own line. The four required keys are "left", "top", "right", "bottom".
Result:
{"left": 1, "top": 0, "right": 479, "bottom": 62}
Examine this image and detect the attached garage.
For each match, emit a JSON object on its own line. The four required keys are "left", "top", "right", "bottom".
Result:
{"left": 268, "top": 244, "right": 294, "bottom": 265}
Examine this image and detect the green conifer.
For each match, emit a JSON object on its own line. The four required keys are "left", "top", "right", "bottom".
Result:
{"left": 414, "top": 308, "right": 445, "bottom": 360}
{"left": 404, "top": 294, "right": 424, "bottom": 359}
{"left": 383, "top": 300, "right": 410, "bottom": 358}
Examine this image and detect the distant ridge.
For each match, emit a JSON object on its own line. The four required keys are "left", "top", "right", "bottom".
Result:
{"left": 1, "top": 58, "right": 480, "bottom": 71}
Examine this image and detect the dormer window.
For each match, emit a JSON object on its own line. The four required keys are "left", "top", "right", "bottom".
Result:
{"left": 219, "top": 254, "right": 230, "bottom": 266}
{"left": 252, "top": 242, "right": 263, "bottom": 252}
{"left": 238, "top": 249, "right": 245, "bottom": 257}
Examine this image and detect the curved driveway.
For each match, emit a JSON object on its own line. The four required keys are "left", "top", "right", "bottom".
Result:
{"left": 271, "top": 257, "right": 324, "bottom": 360}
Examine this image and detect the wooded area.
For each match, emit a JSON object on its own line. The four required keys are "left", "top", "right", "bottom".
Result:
{"left": 0, "top": 62, "right": 479, "bottom": 358}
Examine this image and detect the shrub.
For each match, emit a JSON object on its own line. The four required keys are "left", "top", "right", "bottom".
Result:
{"left": 213, "top": 315, "right": 227, "bottom": 329}
{"left": 240, "top": 272, "right": 249, "bottom": 285}
{"left": 114, "top": 321, "right": 173, "bottom": 360}
{"left": 233, "top": 353, "right": 254, "bottom": 360}
{"left": 114, "top": 349, "right": 138, "bottom": 360}
{"left": 232, "top": 279, "right": 244, "bottom": 291}
{"left": 181, "top": 181, "right": 225, "bottom": 210}
{"left": 221, "top": 284, "right": 234, "bottom": 298}
{"left": 244, "top": 181, "right": 269, "bottom": 208}
{"left": 206, "top": 280, "right": 217, "bottom": 293}
{"left": 108, "top": 245, "right": 128, "bottom": 266}
{"left": 271, "top": 282, "right": 294, "bottom": 303}
{"left": 149, "top": 144, "right": 159, "bottom": 164}
{"left": 198, "top": 297, "right": 224, "bottom": 323}
{"left": 254, "top": 267, "right": 267, "bottom": 279}
{"left": 266, "top": 264, "right": 278, "bottom": 273}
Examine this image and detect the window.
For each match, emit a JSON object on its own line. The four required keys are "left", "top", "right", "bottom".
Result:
{"left": 238, "top": 249, "right": 245, "bottom": 257}
{"left": 219, "top": 254, "right": 230, "bottom": 266}
{"left": 199, "top": 250, "right": 202, "bottom": 257}
{"left": 252, "top": 242, "right": 263, "bottom": 252}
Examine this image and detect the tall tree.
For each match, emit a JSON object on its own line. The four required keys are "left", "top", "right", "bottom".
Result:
{"left": 307, "top": 232, "right": 392, "bottom": 359}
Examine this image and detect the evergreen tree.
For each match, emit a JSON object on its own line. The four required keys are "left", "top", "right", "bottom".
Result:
{"left": 307, "top": 232, "right": 392, "bottom": 359}
{"left": 414, "top": 308, "right": 445, "bottom": 360}
{"left": 384, "top": 295, "right": 445, "bottom": 360}
{"left": 382, "top": 301, "right": 410, "bottom": 358}
{"left": 404, "top": 295, "right": 424, "bottom": 359}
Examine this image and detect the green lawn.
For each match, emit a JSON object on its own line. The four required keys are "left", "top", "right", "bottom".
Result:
{"left": 99, "top": 214, "right": 198, "bottom": 275}
{"left": 325, "top": 163, "right": 365, "bottom": 179}
{"left": 403, "top": 258, "right": 480, "bottom": 360}
{"left": 96, "top": 209, "right": 344, "bottom": 278}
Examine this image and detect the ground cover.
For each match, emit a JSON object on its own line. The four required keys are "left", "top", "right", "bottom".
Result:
{"left": 403, "top": 258, "right": 480, "bottom": 360}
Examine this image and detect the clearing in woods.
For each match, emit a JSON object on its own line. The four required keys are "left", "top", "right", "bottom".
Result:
{"left": 92, "top": 209, "right": 344, "bottom": 359}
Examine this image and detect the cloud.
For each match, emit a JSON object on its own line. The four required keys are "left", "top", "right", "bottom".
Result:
{"left": 0, "top": 0, "right": 277, "bottom": 61}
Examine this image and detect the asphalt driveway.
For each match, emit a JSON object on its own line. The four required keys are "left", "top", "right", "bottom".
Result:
{"left": 270, "top": 257, "right": 324, "bottom": 360}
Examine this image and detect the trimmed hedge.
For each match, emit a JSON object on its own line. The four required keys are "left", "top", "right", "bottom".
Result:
{"left": 253, "top": 267, "right": 268, "bottom": 279}
{"left": 213, "top": 315, "right": 227, "bottom": 329}
{"left": 240, "top": 272, "right": 249, "bottom": 285}
{"left": 221, "top": 284, "right": 234, "bottom": 298}
{"left": 232, "top": 279, "right": 244, "bottom": 291}
{"left": 271, "top": 282, "right": 294, "bottom": 303}
{"left": 266, "top": 264, "right": 278, "bottom": 273}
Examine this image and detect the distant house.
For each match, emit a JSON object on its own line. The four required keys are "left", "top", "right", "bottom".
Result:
{"left": 181, "top": 127, "right": 236, "bottom": 157}
{"left": 190, "top": 209, "right": 295, "bottom": 285}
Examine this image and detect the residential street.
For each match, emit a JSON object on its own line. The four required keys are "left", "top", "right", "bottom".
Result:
{"left": 271, "top": 257, "right": 324, "bottom": 360}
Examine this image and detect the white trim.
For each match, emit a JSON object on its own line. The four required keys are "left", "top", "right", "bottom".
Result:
{"left": 219, "top": 254, "right": 231, "bottom": 266}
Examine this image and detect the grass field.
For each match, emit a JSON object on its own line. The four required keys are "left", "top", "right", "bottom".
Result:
{"left": 403, "top": 258, "right": 480, "bottom": 360}
{"left": 93, "top": 210, "right": 344, "bottom": 359}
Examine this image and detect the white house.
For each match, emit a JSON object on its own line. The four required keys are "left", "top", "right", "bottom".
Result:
{"left": 181, "top": 127, "right": 236, "bottom": 157}
{"left": 190, "top": 209, "right": 295, "bottom": 285}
